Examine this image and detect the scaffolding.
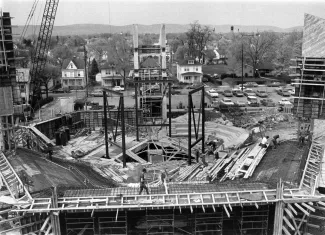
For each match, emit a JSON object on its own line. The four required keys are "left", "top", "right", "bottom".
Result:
{"left": 240, "top": 205, "right": 269, "bottom": 235}
{"left": 98, "top": 211, "right": 127, "bottom": 235}
{"left": 65, "top": 214, "right": 95, "bottom": 234}
{"left": 291, "top": 57, "right": 325, "bottom": 119}
{"left": 194, "top": 208, "right": 223, "bottom": 235}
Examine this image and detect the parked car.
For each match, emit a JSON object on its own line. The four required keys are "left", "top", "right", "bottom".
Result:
{"left": 112, "top": 86, "right": 125, "bottom": 91}
{"left": 261, "top": 98, "right": 276, "bottom": 107}
{"left": 288, "top": 89, "right": 295, "bottom": 95}
{"left": 234, "top": 100, "right": 247, "bottom": 107}
{"left": 256, "top": 89, "right": 268, "bottom": 98}
{"left": 220, "top": 98, "right": 234, "bottom": 106}
{"left": 223, "top": 90, "right": 233, "bottom": 97}
{"left": 267, "top": 82, "right": 281, "bottom": 87}
{"left": 232, "top": 88, "right": 244, "bottom": 97}
{"left": 279, "top": 98, "right": 292, "bottom": 106}
{"left": 89, "top": 89, "right": 103, "bottom": 97}
{"left": 243, "top": 82, "right": 258, "bottom": 87}
{"left": 247, "top": 96, "right": 259, "bottom": 107}
{"left": 53, "top": 88, "right": 70, "bottom": 93}
{"left": 243, "top": 89, "right": 256, "bottom": 97}
{"left": 208, "top": 89, "right": 219, "bottom": 98}
{"left": 171, "top": 84, "right": 181, "bottom": 89}
{"left": 278, "top": 88, "right": 291, "bottom": 97}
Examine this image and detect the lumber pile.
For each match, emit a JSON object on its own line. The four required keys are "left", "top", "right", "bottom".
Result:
{"left": 220, "top": 143, "right": 267, "bottom": 181}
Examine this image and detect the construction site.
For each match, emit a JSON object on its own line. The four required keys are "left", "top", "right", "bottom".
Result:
{"left": 1, "top": 1, "right": 325, "bottom": 234}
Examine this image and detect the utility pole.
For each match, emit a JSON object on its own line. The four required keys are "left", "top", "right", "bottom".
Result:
{"left": 83, "top": 45, "right": 88, "bottom": 98}
{"left": 241, "top": 43, "right": 244, "bottom": 91}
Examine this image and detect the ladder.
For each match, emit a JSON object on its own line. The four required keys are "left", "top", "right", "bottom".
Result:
{"left": 0, "top": 151, "right": 32, "bottom": 200}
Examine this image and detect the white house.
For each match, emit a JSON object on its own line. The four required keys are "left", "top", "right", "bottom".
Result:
{"left": 176, "top": 58, "right": 203, "bottom": 84}
{"left": 61, "top": 58, "right": 85, "bottom": 89}
{"left": 100, "top": 63, "right": 124, "bottom": 88}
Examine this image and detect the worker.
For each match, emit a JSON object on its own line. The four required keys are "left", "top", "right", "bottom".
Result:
{"left": 195, "top": 149, "right": 200, "bottom": 163}
{"left": 139, "top": 168, "right": 149, "bottom": 195}
{"left": 272, "top": 135, "right": 280, "bottom": 149}
{"left": 200, "top": 153, "right": 208, "bottom": 167}
{"left": 160, "top": 169, "right": 168, "bottom": 194}
{"left": 48, "top": 148, "right": 53, "bottom": 161}
{"left": 214, "top": 151, "right": 219, "bottom": 161}
{"left": 299, "top": 131, "right": 307, "bottom": 146}
{"left": 206, "top": 171, "right": 212, "bottom": 183}
{"left": 259, "top": 136, "right": 269, "bottom": 148}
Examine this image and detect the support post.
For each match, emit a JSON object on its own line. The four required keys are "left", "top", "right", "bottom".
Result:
{"left": 241, "top": 43, "right": 244, "bottom": 91}
{"left": 201, "top": 88, "right": 205, "bottom": 154}
{"left": 84, "top": 45, "right": 88, "bottom": 98}
{"left": 103, "top": 91, "right": 109, "bottom": 158}
{"left": 51, "top": 186, "right": 61, "bottom": 235}
{"left": 135, "top": 78, "right": 139, "bottom": 141}
{"left": 188, "top": 94, "right": 191, "bottom": 166}
{"left": 121, "top": 96, "right": 126, "bottom": 168}
{"left": 168, "top": 82, "right": 172, "bottom": 137}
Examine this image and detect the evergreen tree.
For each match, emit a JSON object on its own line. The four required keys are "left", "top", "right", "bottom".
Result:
{"left": 90, "top": 58, "right": 99, "bottom": 81}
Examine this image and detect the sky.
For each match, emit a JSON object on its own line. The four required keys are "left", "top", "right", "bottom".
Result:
{"left": 1, "top": 0, "right": 325, "bottom": 28}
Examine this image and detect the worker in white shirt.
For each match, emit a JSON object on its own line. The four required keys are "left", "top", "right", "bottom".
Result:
{"left": 259, "top": 136, "right": 269, "bottom": 148}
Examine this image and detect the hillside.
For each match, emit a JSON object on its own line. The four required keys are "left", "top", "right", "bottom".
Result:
{"left": 13, "top": 23, "right": 303, "bottom": 37}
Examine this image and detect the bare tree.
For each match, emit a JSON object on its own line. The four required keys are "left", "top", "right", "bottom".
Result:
{"left": 244, "top": 32, "right": 278, "bottom": 76}
{"left": 186, "top": 21, "right": 213, "bottom": 61}
{"left": 40, "top": 63, "right": 60, "bottom": 98}
{"left": 107, "top": 35, "right": 132, "bottom": 87}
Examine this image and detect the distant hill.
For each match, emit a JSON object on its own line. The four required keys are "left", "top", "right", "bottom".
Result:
{"left": 13, "top": 23, "right": 303, "bottom": 37}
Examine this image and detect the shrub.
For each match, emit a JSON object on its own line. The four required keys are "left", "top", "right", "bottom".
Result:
{"left": 34, "top": 96, "right": 54, "bottom": 110}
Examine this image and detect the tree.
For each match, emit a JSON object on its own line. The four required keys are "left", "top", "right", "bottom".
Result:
{"left": 51, "top": 45, "right": 73, "bottom": 68}
{"left": 107, "top": 35, "right": 132, "bottom": 87}
{"left": 87, "top": 38, "right": 109, "bottom": 65}
{"left": 186, "top": 21, "right": 213, "bottom": 60}
{"left": 204, "top": 49, "right": 216, "bottom": 63}
{"left": 174, "top": 45, "right": 188, "bottom": 61}
{"left": 40, "top": 63, "right": 60, "bottom": 98}
{"left": 89, "top": 59, "right": 99, "bottom": 81}
{"left": 243, "top": 32, "right": 278, "bottom": 76}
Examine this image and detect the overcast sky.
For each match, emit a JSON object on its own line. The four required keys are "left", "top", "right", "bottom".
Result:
{"left": 1, "top": 0, "right": 325, "bottom": 28}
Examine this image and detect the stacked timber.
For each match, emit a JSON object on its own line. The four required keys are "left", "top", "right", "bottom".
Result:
{"left": 175, "top": 163, "right": 202, "bottom": 181}
{"left": 220, "top": 144, "right": 267, "bottom": 181}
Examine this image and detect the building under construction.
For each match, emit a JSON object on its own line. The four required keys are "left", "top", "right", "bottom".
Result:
{"left": 1, "top": 13, "right": 325, "bottom": 235}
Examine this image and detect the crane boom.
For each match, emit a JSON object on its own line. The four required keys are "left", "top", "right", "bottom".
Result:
{"left": 30, "top": 0, "right": 59, "bottom": 104}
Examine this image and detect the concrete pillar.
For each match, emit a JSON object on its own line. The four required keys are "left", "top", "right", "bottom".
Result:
{"left": 133, "top": 24, "right": 139, "bottom": 70}
{"left": 160, "top": 24, "right": 166, "bottom": 70}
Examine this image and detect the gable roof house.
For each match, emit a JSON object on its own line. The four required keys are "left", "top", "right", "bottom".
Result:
{"left": 176, "top": 58, "right": 203, "bottom": 84}
{"left": 100, "top": 63, "right": 124, "bottom": 88}
{"left": 61, "top": 57, "right": 85, "bottom": 89}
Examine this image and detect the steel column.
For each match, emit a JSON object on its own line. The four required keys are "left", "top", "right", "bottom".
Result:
{"left": 103, "top": 91, "right": 109, "bottom": 158}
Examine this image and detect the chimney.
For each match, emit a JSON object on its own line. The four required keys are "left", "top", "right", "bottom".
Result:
{"left": 160, "top": 24, "right": 166, "bottom": 70}
{"left": 133, "top": 24, "right": 139, "bottom": 70}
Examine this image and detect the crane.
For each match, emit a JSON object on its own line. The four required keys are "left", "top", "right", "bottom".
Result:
{"left": 29, "top": 0, "right": 59, "bottom": 105}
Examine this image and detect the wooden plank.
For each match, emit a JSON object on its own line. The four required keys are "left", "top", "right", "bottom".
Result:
{"left": 283, "top": 216, "right": 295, "bottom": 231}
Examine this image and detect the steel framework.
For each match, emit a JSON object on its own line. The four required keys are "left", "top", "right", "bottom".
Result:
{"left": 30, "top": 0, "right": 59, "bottom": 103}
{"left": 103, "top": 89, "right": 126, "bottom": 167}
{"left": 188, "top": 86, "right": 205, "bottom": 165}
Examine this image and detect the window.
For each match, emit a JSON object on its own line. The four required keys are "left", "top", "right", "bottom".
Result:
{"left": 188, "top": 60, "right": 194, "bottom": 64}
{"left": 184, "top": 68, "right": 189, "bottom": 72}
{"left": 104, "top": 79, "right": 110, "bottom": 85}
{"left": 64, "top": 73, "right": 67, "bottom": 77}
{"left": 69, "top": 79, "right": 75, "bottom": 86}
{"left": 71, "top": 72, "right": 74, "bottom": 77}
{"left": 76, "top": 79, "right": 82, "bottom": 86}
{"left": 196, "top": 67, "right": 198, "bottom": 71}
{"left": 20, "top": 85, "right": 25, "bottom": 90}
{"left": 106, "top": 70, "right": 111, "bottom": 75}
{"left": 63, "top": 80, "right": 68, "bottom": 85}
{"left": 184, "top": 76, "right": 190, "bottom": 80}
{"left": 70, "top": 64, "right": 73, "bottom": 69}
{"left": 78, "top": 72, "right": 81, "bottom": 77}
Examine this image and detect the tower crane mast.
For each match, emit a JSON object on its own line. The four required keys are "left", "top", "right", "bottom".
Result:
{"left": 30, "top": 0, "right": 59, "bottom": 104}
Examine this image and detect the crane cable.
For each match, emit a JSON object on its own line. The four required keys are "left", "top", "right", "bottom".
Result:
{"left": 20, "top": 0, "right": 39, "bottom": 41}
